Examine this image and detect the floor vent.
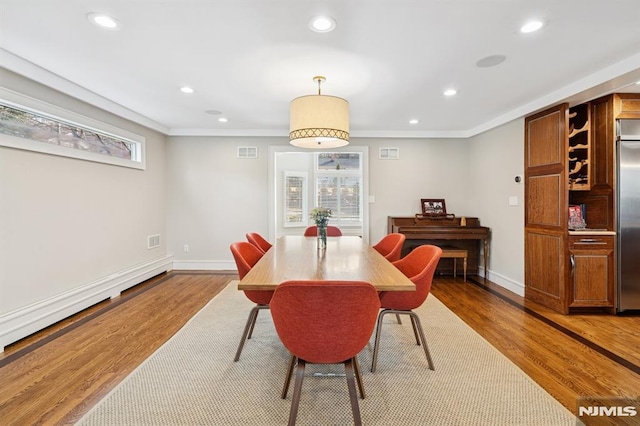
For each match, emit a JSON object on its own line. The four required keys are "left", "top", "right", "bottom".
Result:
{"left": 379, "top": 147, "right": 400, "bottom": 159}
{"left": 147, "top": 234, "right": 161, "bottom": 249}
{"left": 237, "top": 146, "right": 258, "bottom": 159}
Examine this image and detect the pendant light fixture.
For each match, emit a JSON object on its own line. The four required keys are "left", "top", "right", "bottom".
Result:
{"left": 289, "top": 76, "right": 349, "bottom": 148}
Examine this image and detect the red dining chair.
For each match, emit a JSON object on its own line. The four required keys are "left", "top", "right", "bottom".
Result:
{"left": 270, "top": 280, "right": 380, "bottom": 426}
{"left": 372, "top": 233, "right": 406, "bottom": 262}
{"left": 230, "top": 241, "right": 273, "bottom": 362}
{"left": 371, "top": 244, "right": 442, "bottom": 373}
{"left": 303, "top": 225, "right": 343, "bottom": 237}
{"left": 246, "top": 232, "right": 272, "bottom": 254}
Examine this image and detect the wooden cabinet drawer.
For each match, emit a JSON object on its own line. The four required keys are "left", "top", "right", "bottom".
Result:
{"left": 568, "top": 235, "right": 614, "bottom": 250}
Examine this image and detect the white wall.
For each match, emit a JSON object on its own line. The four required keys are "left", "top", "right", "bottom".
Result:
{"left": 166, "top": 132, "right": 527, "bottom": 294}
{"left": 167, "top": 136, "right": 473, "bottom": 267}
{"left": 467, "top": 119, "right": 525, "bottom": 294}
{"left": 0, "top": 69, "right": 169, "bottom": 349}
{"left": 351, "top": 138, "right": 472, "bottom": 245}
{"left": 166, "top": 137, "right": 272, "bottom": 270}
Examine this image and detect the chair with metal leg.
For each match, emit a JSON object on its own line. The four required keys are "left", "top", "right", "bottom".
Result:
{"left": 303, "top": 225, "right": 343, "bottom": 236}
{"left": 372, "top": 233, "right": 406, "bottom": 262}
{"left": 246, "top": 232, "right": 272, "bottom": 254}
{"left": 371, "top": 244, "right": 442, "bottom": 373}
{"left": 270, "top": 280, "right": 380, "bottom": 426}
{"left": 230, "top": 241, "right": 272, "bottom": 362}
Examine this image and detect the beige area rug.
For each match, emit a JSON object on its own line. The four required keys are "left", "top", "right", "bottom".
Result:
{"left": 77, "top": 282, "right": 576, "bottom": 425}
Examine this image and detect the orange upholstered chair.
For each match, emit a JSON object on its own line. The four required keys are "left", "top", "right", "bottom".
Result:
{"left": 270, "top": 281, "right": 380, "bottom": 426}
{"left": 229, "top": 241, "right": 272, "bottom": 362}
{"left": 371, "top": 244, "right": 442, "bottom": 373}
{"left": 372, "top": 233, "right": 406, "bottom": 262}
{"left": 303, "top": 225, "right": 343, "bottom": 237}
{"left": 246, "top": 232, "right": 272, "bottom": 254}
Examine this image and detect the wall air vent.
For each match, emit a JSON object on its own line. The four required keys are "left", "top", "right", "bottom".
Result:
{"left": 237, "top": 146, "right": 258, "bottom": 159}
{"left": 147, "top": 234, "right": 160, "bottom": 249}
{"left": 379, "top": 147, "right": 400, "bottom": 160}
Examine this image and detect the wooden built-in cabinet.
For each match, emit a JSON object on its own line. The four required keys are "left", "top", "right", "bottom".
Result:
{"left": 524, "top": 93, "right": 640, "bottom": 314}
{"left": 568, "top": 234, "right": 615, "bottom": 308}
{"left": 524, "top": 104, "right": 568, "bottom": 313}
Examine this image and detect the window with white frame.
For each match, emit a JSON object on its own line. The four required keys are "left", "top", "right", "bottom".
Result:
{"left": 0, "top": 88, "right": 145, "bottom": 169}
{"left": 315, "top": 152, "right": 362, "bottom": 225}
{"left": 283, "top": 171, "right": 307, "bottom": 227}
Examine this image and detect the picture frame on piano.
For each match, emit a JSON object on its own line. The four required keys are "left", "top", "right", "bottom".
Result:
{"left": 421, "top": 199, "right": 447, "bottom": 215}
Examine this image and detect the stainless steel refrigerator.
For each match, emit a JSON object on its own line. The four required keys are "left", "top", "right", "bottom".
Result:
{"left": 617, "top": 119, "right": 640, "bottom": 312}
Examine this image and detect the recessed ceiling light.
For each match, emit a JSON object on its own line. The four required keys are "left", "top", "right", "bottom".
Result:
{"left": 476, "top": 55, "right": 506, "bottom": 68}
{"left": 409, "top": 119, "right": 419, "bottom": 125}
{"left": 87, "top": 13, "right": 120, "bottom": 30}
{"left": 521, "top": 20, "right": 543, "bottom": 33}
{"left": 308, "top": 16, "right": 336, "bottom": 33}
{"left": 218, "top": 117, "right": 228, "bottom": 123}
{"left": 443, "top": 89, "right": 457, "bottom": 97}
{"left": 180, "top": 86, "right": 194, "bottom": 94}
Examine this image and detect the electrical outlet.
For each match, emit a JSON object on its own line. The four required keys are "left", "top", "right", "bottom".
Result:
{"left": 183, "top": 244, "right": 189, "bottom": 253}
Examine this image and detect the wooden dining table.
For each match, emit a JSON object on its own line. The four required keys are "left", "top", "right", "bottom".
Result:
{"left": 237, "top": 235, "right": 415, "bottom": 291}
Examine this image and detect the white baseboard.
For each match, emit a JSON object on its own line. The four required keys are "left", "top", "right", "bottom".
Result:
{"left": 172, "top": 260, "right": 236, "bottom": 271}
{"left": 0, "top": 255, "right": 173, "bottom": 352}
{"left": 479, "top": 267, "right": 524, "bottom": 296}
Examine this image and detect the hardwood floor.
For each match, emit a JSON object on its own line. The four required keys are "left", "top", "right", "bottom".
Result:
{"left": 0, "top": 272, "right": 228, "bottom": 426}
{"left": 430, "top": 277, "right": 640, "bottom": 415}
{"left": 1, "top": 272, "right": 638, "bottom": 425}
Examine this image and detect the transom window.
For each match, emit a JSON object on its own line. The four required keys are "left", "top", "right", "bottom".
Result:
{"left": 0, "top": 88, "right": 145, "bottom": 169}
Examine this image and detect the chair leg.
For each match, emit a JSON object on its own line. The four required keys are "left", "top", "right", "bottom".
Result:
{"left": 395, "top": 313, "right": 402, "bottom": 324}
{"left": 234, "top": 304, "right": 269, "bottom": 362}
{"left": 247, "top": 310, "right": 258, "bottom": 339}
{"left": 287, "top": 359, "right": 306, "bottom": 426}
{"left": 372, "top": 309, "right": 435, "bottom": 372}
{"left": 247, "top": 304, "right": 269, "bottom": 339}
{"left": 282, "top": 354, "right": 296, "bottom": 399}
{"left": 408, "top": 311, "right": 435, "bottom": 370}
{"left": 345, "top": 358, "right": 363, "bottom": 426}
{"left": 371, "top": 309, "right": 390, "bottom": 373}
{"left": 234, "top": 306, "right": 258, "bottom": 362}
{"left": 409, "top": 314, "right": 421, "bottom": 345}
{"left": 353, "top": 355, "right": 365, "bottom": 399}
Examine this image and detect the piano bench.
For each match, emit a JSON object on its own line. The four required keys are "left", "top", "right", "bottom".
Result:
{"left": 440, "top": 246, "right": 468, "bottom": 281}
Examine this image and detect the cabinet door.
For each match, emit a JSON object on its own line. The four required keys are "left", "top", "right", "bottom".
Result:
{"left": 590, "top": 95, "right": 615, "bottom": 188}
{"left": 568, "top": 236, "right": 614, "bottom": 308}
{"left": 525, "top": 103, "right": 569, "bottom": 313}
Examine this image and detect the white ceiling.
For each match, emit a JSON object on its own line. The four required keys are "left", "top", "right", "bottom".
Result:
{"left": 1, "top": 0, "right": 639, "bottom": 138}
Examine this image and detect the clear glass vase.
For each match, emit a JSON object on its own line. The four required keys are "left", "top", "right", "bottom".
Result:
{"left": 317, "top": 224, "right": 327, "bottom": 250}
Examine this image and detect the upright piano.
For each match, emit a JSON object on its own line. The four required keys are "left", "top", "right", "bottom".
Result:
{"left": 388, "top": 216, "right": 490, "bottom": 278}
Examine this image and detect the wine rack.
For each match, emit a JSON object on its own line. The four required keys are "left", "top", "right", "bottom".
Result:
{"left": 568, "top": 103, "right": 591, "bottom": 190}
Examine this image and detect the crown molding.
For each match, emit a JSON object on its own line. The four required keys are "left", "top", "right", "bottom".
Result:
{"left": 3, "top": 48, "right": 638, "bottom": 140}
{"left": 0, "top": 48, "right": 170, "bottom": 135}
